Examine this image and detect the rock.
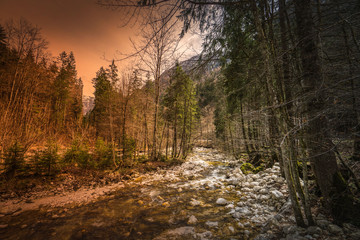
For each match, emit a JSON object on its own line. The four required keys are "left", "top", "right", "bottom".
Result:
{"left": 259, "top": 189, "right": 269, "bottom": 194}
{"left": 228, "top": 226, "right": 235, "bottom": 233}
{"left": 187, "top": 215, "right": 197, "bottom": 225}
{"left": 162, "top": 202, "right": 170, "bottom": 208}
{"left": 285, "top": 234, "right": 307, "bottom": 240}
{"left": 225, "top": 204, "right": 234, "bottom": 209}
{"left": 328, "top": 224, "right": 343, "bottom": 235}
{"left": 237, "top": 222, "right": 244, "bottom": 228}
{"left": 0, "top": 224, "right": 8, "bottom": 229}
{"left": 216, "top": 198, "right": 228, "bottom": 205}
{"left": 349, "top": 231, "right": 360, "bottom": 240}
{"left": 21, "top": 224, "right": 27, "bottom": 229}
{"left": 253, "top": 186, "right": 262, "bottom": 192}
{"left": 316, "top": 219, "right": 330, "bottom": 229}
{"left": 205, "top": 221, "right": 219, "bottom": 228}
{"left": 270, "top": 190, "right": 284, "bottom": 199}
{"left": 343, "top": 223, "right": 357, "bottom": 233}
{"left": 190, "top": 199, "right": 201, "bottom": 206}
{"left": 154, "top": 227, "right": 195, "bottom": 240}
{"left": 307, "top": 226, "right": 322, "bottom": 235}
{"left": 249, "top": 182, "right": 260, "bottom": 187}
{"left": 233, "top": 212, "right": 242, "bottom": 218}
{"left": 197, "top": 231, "right": 212, "bottom": 240}
{"left": 244, "top": 230, "right": 250, "bottom": 236}
{"left": 254, "top": 234, "right": 272, "bottom": 240}
{"left": 236, "top": 207, "right": 251, "bottom": 215}
{"left": 283, "top": 225, "right": 298, "bottom": 235}
{"left": 260, "top": 195, "right": 270, "bottom": 201}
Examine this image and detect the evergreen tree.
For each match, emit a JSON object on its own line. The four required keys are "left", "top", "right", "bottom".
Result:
{"left": 92, "top": 67, "right": 112, "bottom": 139}
{"left": 162, "top": 64, "right": 199, "bottom": 158}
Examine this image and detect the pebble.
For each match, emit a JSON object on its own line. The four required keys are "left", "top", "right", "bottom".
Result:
{"left": 225, "top": 204, "right": 234, "bottom": 209}
{"left": 205, "top": 221, "right": 219, "bottom": 228}
{"left": 216, "top": 198, "right": 228, "bottom": 205}
{"left": 316, "top": 219, "right": 330, "bottom": 229}
{"left": 189, "top": 199, "right": 201, "bottom": 206}
{"left": 270, "top": 190, "right": 283, "bottom": 199}
{"left": 0, "top": 224, "right": 8, "bottom": 229}
{"left": 237, "top": 222, "right": 244, "bottom": 228}
{"left": 187, "top": 215, "right": 197, "bottom": 224}
{"left": 328, "top": 224, "right": 343, "bottom": 235}
{"left": 307, "top": 226, "right": 322, "bottom": 235}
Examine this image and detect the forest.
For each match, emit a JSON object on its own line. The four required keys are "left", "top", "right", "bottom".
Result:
{"left": 1, "top": 0, "right": 360, "bottom": 239}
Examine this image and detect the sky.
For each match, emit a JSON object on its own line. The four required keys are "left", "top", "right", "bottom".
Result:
{"left": 0, "top": 0, "right": 202, "bottom": 96}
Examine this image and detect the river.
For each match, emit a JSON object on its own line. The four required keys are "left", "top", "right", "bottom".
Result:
{"left": 0, "top": 147, "right": 288, "bottom": 240}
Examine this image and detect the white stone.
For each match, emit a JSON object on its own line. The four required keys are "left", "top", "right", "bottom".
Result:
{"left": 259, "top": 189, "right": 269, "bottom": 194}
{"left": 249, "top": 182, "right": 260, "bottom": 187}
{"left": 253, "top": 186, "right": 261, "bottom": 192}
{"left": 225, "top": 203, "right": 234, "bottom": 209}
{"left": 205, "top": 221, "right": 219, "bottom": 227}
{"left": 236, "top": 207, "right": 251, "bottom": 215}
{"left": 216, "top": 198, "right": 228, "bottom": 205}
{"left": 271, "top": 190, "right": 284, "bottom": 198}
{"left": 233, "top": 212, "right": 242, "bottom": 218}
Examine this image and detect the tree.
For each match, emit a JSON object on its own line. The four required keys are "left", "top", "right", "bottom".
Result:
{"left": 130, "top": 13, "right": 179, "bottom": 160}
{"left": 162, "top": 64, "right": 199, "bottom": 159}
{"left": 92, "top": 67, "right": 112, "bottom": 139}
{"left": 51, "top": 51, "right": 81, "bottom": 130}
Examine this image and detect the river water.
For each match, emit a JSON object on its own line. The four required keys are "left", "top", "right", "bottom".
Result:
{"left": 0, "top": 148, "right": 287, "bottom": 240}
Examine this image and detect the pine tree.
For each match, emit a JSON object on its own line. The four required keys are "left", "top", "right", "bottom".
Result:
{"left": 162, "top": 64, "right": 198, "bottom": 159}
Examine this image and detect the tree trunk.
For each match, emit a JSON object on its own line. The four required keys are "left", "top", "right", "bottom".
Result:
{"left": 239, "top": 103, "right": 251, "bottom": 155}
{"left": 294, "top": 0, "right": 339, "bottom": 205}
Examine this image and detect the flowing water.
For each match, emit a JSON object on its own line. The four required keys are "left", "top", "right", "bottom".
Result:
{"left": 0, "top": 148, "right": 270, "bottom": 240}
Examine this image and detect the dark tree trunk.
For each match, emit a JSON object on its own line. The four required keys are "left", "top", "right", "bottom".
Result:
{"left": 294, "top": 0, "right": 339, "bottom": 205}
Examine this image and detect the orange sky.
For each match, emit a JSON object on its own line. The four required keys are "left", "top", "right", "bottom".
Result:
{"left": 0, "top": 0, "right": 203, "bottom": 96}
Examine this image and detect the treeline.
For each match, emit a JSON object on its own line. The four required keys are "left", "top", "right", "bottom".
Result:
{"left": 0, "top": 18, "right": 199, "bottom": 179}
{"left": 0, "top": 19, "right": 83, "bottom": 149}
{"left": 192, "top": 0, "right": 360, "bottom": 227}
{"left": 87, "top": 62, "right": 199, "bottom": 167}
{"left": 0, "top": 19, "right": 83, "bottom": 178}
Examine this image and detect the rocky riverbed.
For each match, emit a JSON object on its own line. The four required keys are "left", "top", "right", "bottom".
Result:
{"left": 1, "top": 147, "right": 359, "bottom": 239}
